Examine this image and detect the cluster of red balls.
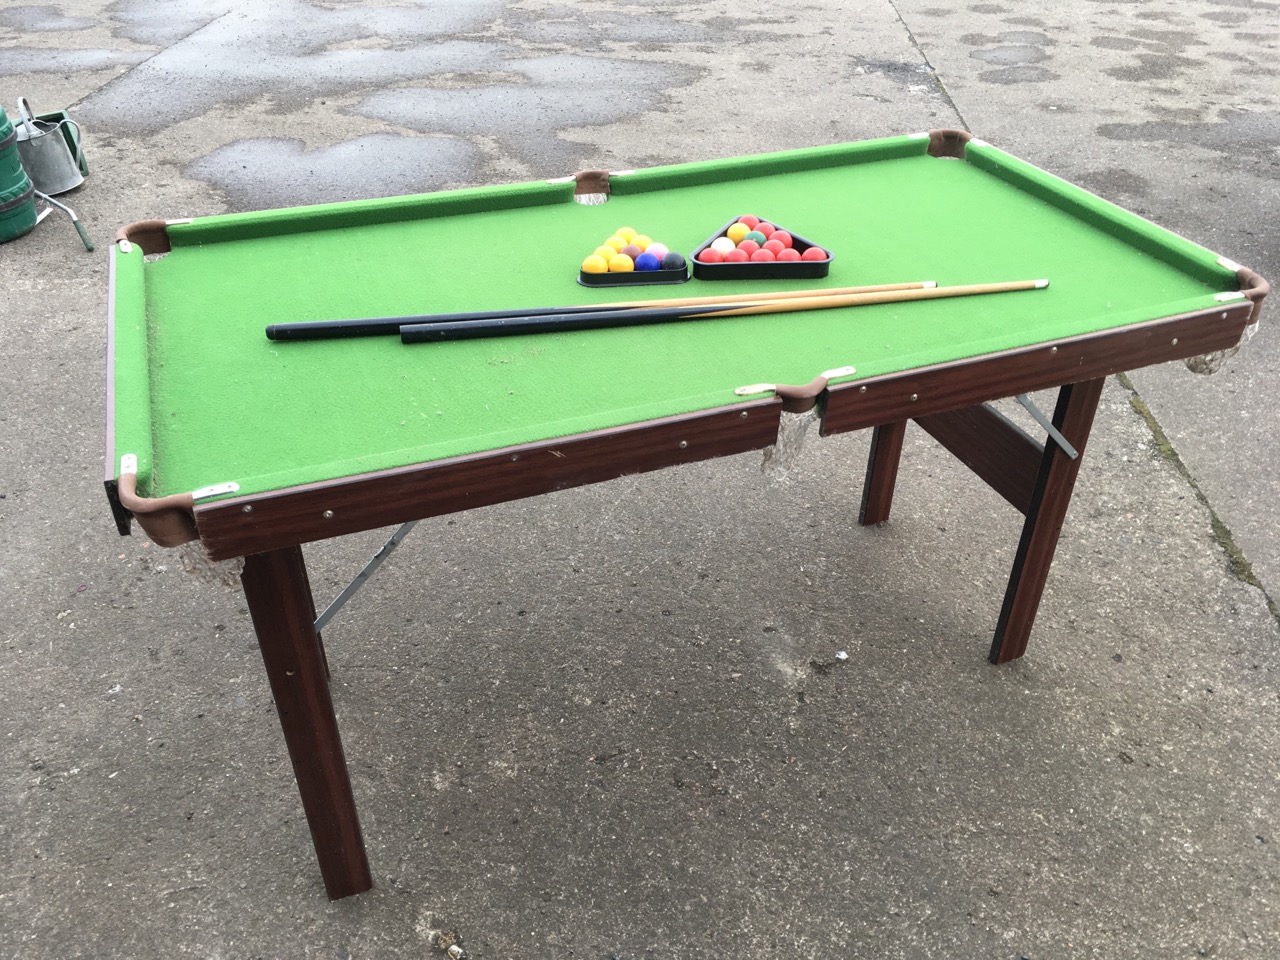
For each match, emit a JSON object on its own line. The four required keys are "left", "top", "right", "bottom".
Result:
{"left": 695, "top": 215, "right": 829, "bottom": 264}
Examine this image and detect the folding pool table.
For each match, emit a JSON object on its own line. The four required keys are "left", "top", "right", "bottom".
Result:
{"left": 105, "top": 130, "right": 1267, "bottom": 897}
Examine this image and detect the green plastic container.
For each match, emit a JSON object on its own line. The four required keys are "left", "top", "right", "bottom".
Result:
{"left": 1, "top": 106, "right": 38, "bottom": 243}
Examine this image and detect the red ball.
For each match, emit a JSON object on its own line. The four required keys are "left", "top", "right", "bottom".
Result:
{"left": 737, "top": 215, "right": 760, "bottom": 229}
{"left": 762, "top": 239, "right": 786, "bottom": 255}
{"left": 737, "top": 239, "right": 761, "bottom": 256}
{"left": 697, "top": 247, "right": 724, "bottom": 263}
{"left": 756, "top": 222, "right": 776, "bottom": 238}
{"left": 724, "top": 248, "right": 750, "bottom": 262}
{"left": 770, "top": 231, "right": 793, "bottom": 248}
{"left": 776, "top": 248, "right": 802, "bottom": 261}
{"left": 801, "top": 246, "right": 828, "bottom": 261}
{"left": 750, "top": 248, "right": 776, "bottom": 262}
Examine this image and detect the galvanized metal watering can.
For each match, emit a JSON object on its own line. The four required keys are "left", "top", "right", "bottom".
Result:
{"left": 14, "top": 97, "right": 85, "bottom": 195}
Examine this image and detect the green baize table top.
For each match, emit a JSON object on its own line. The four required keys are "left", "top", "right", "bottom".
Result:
{"left": 109, "top": 134, "right": 1237, "bottom": 502}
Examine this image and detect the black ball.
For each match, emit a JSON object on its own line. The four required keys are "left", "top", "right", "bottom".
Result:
{"left": 659, "top": 251, "right": 686, "bottom": 271}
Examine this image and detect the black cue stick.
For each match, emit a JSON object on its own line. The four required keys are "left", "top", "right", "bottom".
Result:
{"left": 401, "top": 303, "right": 768, "bottom": 343}
{"left": 265, "top": 305, "right": 613, "bottom": 340}
{"left": 263, "top": 282, "right": 939, "bottom": 341}
{"left": 400, "top": 280, "right": 1049, "bottom": 344}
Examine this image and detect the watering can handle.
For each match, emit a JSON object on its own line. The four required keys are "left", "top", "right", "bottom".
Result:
{"left": 62, "top": 118, "right": 85, "bottom": 170}
{"left": 16, "top": 97, "right": 38, "bottom": 137}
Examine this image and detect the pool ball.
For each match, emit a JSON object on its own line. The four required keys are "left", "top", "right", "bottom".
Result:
{"left": 710, "top": 236, "right": 736, "bottom": 255}
{"left": 770, "top": 231, "right": 793, "bottom": 248}
{"left": 776, "top": 248, "right": 802, "bottom": 261}
{"left": 620, "top": 243, "right": 643, "bottom": 260}
{"left": 762, "top": 239, "right": 786, "bottom": 255}
{"left": 697, "top": 247, "right": 724, "bottom": 263}
{"left": 660, "top": 251, "right": 686, "bottom": 270}
{"left": 635, "top": 251, "right": 662, "bottom": 271}
{"left": 725, "top": 222, "right": 751, "bottom": 243}
{"left": 594, "top": 245, "right": 617, "bottom": 260}
{"left": 801, "top": 246, "right": 828, "bottom": 261}
{"left": 632, "top": 234, "right": 652, "bottom": 250}
{"left": 723, "top": 248, "right": 750, "bottom": 262}
{"left": 608, "top": 253, "right": 635, "bottom": 272}
{"left": 604, "top": 235, "right": 627, "bottom": 252}
{"left": 750, "top": 248, "right": 776, "bottom": 262}
{"left": 743, "top": 230, "right": 767, "bottom": 245}
{"left": 736, "top": 239, "right": 761, "bottom": 256}
{"left": 581, "top": 254, "right": 610, "bottom": 274}
{"left": 737, "top": 215, "right": 760, "bottom": 229}
{"left": 646, "top": 242, "right": 669, "bottom": 261}
{"left": 615, "top": 227, "right": 638, "bottom": 241}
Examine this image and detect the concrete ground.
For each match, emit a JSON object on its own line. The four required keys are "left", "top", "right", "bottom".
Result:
{"left": 2, "top": 1, "right": 1278, "bottom": 957}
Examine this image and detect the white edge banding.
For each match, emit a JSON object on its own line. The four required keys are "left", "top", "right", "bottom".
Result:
{"left": 105, "top": 244, "right": 121, "bottom": 480}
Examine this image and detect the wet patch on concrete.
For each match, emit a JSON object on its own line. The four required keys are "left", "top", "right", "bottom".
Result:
{"left": 80, "top": 0, "right": 512, "bottom": 133}
{"left": 1125, "top": 28, "right": 1208, "bottom": 51}
{"left": 77, "top": 37, "right": 505, "bottom": 134}
{"left": 960, "top": 31, "right": 1055, "bottom": 47}
{"left": 0, "top": 5, "right": 94, "bottom": 31}
{"left": 110, "top": 0, "right": 239, "bottom": 46}
{"left": 700, "top": 16, "right": 781, "bottom": 40}
{"left": 518, "top": 6, "right": 713, "bottom": 48}
{"left": 0, "top": 46, "right": 148, "bottom": 72}
{"left": 1103, "top": 54, "right": 1198, "bottom": 83}
{"left": 1198, "top": 11, "right": 1250, "bottom": 24}
{"left": 1097, "top": 110, "right": 1280, "bottom": 167}
{"left": 79, "top": 0, "right": 698, "bottom": 184}
{"left": 352, "top": 55, "right": 690, "bottom": 172}
{"left": 184, "top": 134, "right": 478, "bottom": 208}
{"left": 1075, "top": 167, "right": 1152, "bottom": 201}
{"left": 849, "top": 58, "right": 940, "bottom": 90}
{"left": 1204, "top": 0, "right": 1280, "bottom": 9}
{"left": 969, "top": 45, "right": 1049, "bottom": 66}
{"left": 1092, "top": 36, "right": 1144, "bottom": 52}
{"left": 977, "top": 65, "right": 1060, "bottom": 84}
{"left": 962, "top": 30, "right": 1057, "bottom": 85}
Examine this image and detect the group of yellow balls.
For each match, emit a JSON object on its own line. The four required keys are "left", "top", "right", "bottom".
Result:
{"left": 580, "top": 227, "right": 683, "bottom": 275}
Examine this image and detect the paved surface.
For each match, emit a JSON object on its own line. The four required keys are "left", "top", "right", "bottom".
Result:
{"left": 3, "top": 2, "right": 1278, "bottom": 957}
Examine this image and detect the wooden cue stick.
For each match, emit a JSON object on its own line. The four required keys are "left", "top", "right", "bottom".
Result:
{"left": 400, "top": 279, "right": 1049, "bottom": 344}
{"left": 263, "top": 281, "right": 938, "bottom": 341}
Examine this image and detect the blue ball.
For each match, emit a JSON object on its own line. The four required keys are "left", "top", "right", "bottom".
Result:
{"left": 634, "top": 252, "right": 662, "bottom": 271}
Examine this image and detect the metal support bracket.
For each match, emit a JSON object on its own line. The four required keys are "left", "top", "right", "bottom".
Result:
{"left": 1015, "top": 394, "right": 1079, "bottom": 460}
{"left": 314, "top": 520, "right": 420, "bottom": 632}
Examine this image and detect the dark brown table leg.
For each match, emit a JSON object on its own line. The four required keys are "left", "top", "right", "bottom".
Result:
{"left": 860, "top": 420, "right": 908, "bottom": 525}
{"left": 240, "top": 545, "right": 372, "bottom": 899}
{"left": 989, "top": 377, "right": 1106, "bottom": 664}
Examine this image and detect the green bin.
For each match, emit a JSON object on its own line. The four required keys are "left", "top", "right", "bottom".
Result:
{"left": 1, "top": 105, "right": 37, "bottom": 243}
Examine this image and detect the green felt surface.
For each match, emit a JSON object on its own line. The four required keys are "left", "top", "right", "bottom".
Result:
{"left": 110, "top": 134, "right": 1238, "bottom": 501}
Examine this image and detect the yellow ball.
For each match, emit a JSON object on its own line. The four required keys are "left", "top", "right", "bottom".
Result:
{"left": 725, "top": 222, "right": 750, "bottom": 243}
{"left": 631, "top": 234, "right": 652, "bottom": 251}
{"left": 614, "top": 227, "right": 638, "bottom": 241}
{"left": 603, "top": 235, "right": 627, "bottom": 252}
{"left": 581, "top": 254, "right": 610, "bottom": 274}
{"left": 593, "top": 245, "right": 617, "bottom": 260}
{"left": 608, "top": 253, "right": 635, "bottom": 272}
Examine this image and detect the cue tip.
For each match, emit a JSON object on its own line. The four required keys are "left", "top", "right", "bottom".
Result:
{"left": 1035, "top": 279, "right": 1050, "bottom": 288}
{"left": 922, "top": 281, "right": 937, "bottom": 288}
